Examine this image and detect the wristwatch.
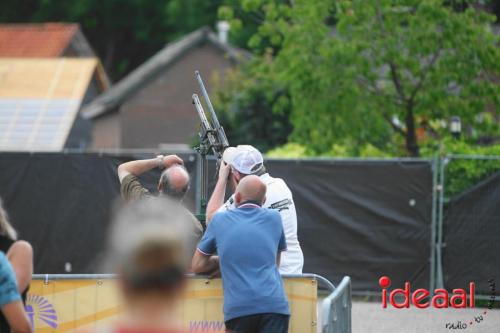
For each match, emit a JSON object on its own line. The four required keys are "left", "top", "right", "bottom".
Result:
{"left": 156, "top": 155, "right": 165, "bottom": 169}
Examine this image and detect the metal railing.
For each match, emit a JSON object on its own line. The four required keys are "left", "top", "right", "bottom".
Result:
{"left": 321, "top": 276, "right": 352, "bottom": 333}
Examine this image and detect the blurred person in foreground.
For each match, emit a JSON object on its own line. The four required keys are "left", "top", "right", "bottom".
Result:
{"left": 117, "top": 155, "right": 203, "bottom": 266}
{"left": 192, "top": 175, "right": 290, "bottom": 333}
{"left": 100, "top": 197, "right": 206, "bottom": 333}
{"left": 206, "top": 145, "right": 303, "bottom": 274}
{"left": 0, "top": 198, "right": 33, "bottom": 331}
{"left": 0, "top": 252, "right": 31, "bottom": 333}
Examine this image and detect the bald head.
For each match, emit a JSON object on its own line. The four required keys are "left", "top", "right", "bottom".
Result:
{"left": 235, "top": 175, "right": 266, "bottom": 206}
{"left": 158, "top": 165, "right": 190, "bottom": 201}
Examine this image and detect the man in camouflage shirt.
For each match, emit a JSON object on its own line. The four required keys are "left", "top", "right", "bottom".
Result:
{"left": 117, "top": 155, "right": 203, "bottom": 268}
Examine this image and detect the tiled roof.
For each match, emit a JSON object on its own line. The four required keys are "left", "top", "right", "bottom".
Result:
{"left": 0, "top": 23, "right": 78, "bottom": 57}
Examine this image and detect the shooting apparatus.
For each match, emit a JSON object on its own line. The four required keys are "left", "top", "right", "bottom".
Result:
{"left": 192, "top": 70, "right": 229, "bottom": 218}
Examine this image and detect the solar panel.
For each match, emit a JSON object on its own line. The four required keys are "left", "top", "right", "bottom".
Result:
{"left": 0, "top": 98, "right": 80, "bottom": 151}
{"left": 0, "top": 58, "right": 101, "bottom": 152}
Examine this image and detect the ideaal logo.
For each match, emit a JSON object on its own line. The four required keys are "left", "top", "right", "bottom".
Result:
{"left": 379, "top": 276, "right": 496, "bottom": 330}
{"left": 379, "top": 276, "right": 475, "bottom": 309}
{"left": 25, "top": 295, "right": 58, "bottom": 329}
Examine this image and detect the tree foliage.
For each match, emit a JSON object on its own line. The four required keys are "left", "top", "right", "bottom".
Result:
{"left": 424, "top": 139, "right": 500, "bottom": 197}
{"left": 220, "top": 0, "right": 500, "bottom": 157}
{"left": 213, "top": 61, "right": 293, "bottom": 153}
{"left": 266, "top": 138, "right": 500, "bottom": 197}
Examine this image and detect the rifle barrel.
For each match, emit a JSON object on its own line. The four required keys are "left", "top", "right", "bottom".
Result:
{"left": 195, "top": 71, "right": 229, "bottom": 149}
{"left": 192, "top": 94, "right": 218, "bottom": 150}
{"left": 195, "top": 71, "right": 221, "bottom": 129}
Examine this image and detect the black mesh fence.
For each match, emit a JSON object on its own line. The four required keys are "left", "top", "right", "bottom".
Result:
{"left": 1, "top": 152, "right": 498, "bottom": 294}
{"left": 440, "top": 156, "right": 500, "bottom": 295}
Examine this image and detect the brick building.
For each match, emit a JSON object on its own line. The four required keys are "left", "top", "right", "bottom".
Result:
{"left": 82, "top": 27, "right": 247, "bottom": 150}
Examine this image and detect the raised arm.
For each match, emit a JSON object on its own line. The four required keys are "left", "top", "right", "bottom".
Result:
{"left": 206, "top": 162, "right": 231, "bottom": 223}
{"left": 117, "top": 155, "right": 184, "bottom": 182}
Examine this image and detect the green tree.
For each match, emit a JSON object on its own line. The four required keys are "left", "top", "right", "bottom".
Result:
{"left": 168, "top": 0, "right": 260, "bottom": 48}
{"left": 223, "top": 0, "right": 500, "bottom": 156}
{"left": 214, "top": 61, "right": 293, "bottom": 153}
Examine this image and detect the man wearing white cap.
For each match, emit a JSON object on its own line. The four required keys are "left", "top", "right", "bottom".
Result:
{"left": 206, "top": 145, "right": 304, "bottom": 274}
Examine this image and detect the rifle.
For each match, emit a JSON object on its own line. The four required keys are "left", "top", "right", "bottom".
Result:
{"left": 192, "top": 71, "right": 229, "bottom": 218}
{"left": 192, "top": 70, "right": 229, "bottom": 158}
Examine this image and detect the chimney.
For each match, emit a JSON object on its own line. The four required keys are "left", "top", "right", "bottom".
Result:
{"left": 217, "top": 21, "right": 230, "bottom": 44}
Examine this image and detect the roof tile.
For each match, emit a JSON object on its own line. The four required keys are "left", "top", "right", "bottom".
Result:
{"left": 0, "top": 23, "right": 78, "bottom": 57}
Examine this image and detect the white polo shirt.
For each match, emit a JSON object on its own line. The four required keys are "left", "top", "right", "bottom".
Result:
{"left": 218, "top": 173, "right": 304, "bottom": 274}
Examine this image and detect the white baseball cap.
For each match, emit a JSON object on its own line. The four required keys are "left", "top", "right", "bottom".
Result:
{"left": 223, "top": 145, "right": 264, "bottom": 175}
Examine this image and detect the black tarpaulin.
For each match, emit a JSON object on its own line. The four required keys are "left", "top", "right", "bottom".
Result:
{"left": 265, "top": 160, "right": 433, "bottom": 291}
{"left": 0, "top": 153, "right": 433, "bottom": 291}
{"left": 443, "top": 171, "right": 500, "bottom": 294}
{"left": 0, "top": 152, "right": 197, "bottom": 274}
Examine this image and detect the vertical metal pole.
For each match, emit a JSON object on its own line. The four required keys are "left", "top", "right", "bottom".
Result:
{"left": 436, "top": 155, "right": 447, "bottom": 289}
{"left": 195, "top": 154, "right": 202, "bottom": 215}
{"left": 195, "top": 153, "right": 208, "bottom": 215}
{"left": 195, "top": 152, "right": 208, "bottom": 229}
{"left": 429, "top": 156, "right": 438, "bottom": 292}
{"left": 201, "top": 155, "right": 208, "bottom": 214}
{"left": 347, "top": 280, "right": 352, "bottom": 333}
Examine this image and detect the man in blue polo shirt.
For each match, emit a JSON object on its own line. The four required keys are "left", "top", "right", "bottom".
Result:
{"left": 192, "top": 175, "right": 289, "bottom": 333}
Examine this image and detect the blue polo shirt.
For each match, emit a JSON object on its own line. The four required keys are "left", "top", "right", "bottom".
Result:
{"left": 198, "top": 203, "right": 289, "bottom": 321}
{"left": 0, "top": 252, "right": 20, "bottom": 307}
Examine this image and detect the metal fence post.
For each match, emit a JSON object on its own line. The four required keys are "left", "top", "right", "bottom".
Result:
{"left": 429, "top": 155, "right": 439, "bottom": 292}
{"left": 435, "top": 154, "right": 500, "bottom": 294}
{"left": 195, "top": 154, "right": 202, "bottom": 215}
{"left": 436, "top": 155, "right": 446, "bottom": 289}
